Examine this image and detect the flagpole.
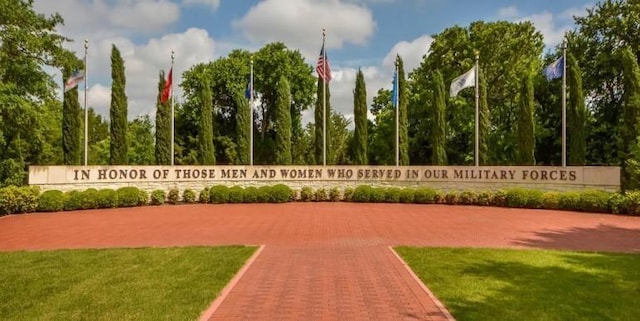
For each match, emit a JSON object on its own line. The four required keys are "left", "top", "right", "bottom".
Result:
{"left": 562, "top": 40, "right": 567, "bottom": 167}
{"left": 322, "top": 28, "right": 327, "bottom": 166}
{"left": 474, "top": 50, "right": 480, "bottom": 167}
{"left": 170, "top": 50, "right": 175, "bottom": 166}
{"left": 84, "top": 40, "right": 89, "bottom": 166}
{"left": 250, "top": 56, "right": 254, "bottom": 166}
{"left": 395, "top": 59, "right": 399, "bottom": 166}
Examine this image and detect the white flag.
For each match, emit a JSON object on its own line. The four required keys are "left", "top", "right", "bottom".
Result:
{"left": 449, "top": 66, "right": 476, "bottom": 97}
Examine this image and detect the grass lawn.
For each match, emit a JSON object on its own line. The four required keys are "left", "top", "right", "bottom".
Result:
{"left": 0, "top": 246, "right": 256, "bottom": 321}
{"left": 394, "top": 247, "right": 640, "bottom": 321}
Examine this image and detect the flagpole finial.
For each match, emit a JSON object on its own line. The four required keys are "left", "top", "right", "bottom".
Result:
{"left": 474, "top": 50, "right": 479, "bottom": 59}
{"left": 171, "top": 50, "right": 175, "bottom": 61}
{"left": 322, "top": 28, "right": 326, "bottom": 38}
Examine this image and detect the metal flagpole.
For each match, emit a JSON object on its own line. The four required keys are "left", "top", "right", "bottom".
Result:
{"left": 562, "top": 40, "right": 567, "bottom": 167}
{"left": 84, "top": 40, "right": 89, "bottom": 166}
{"left": 250, "top": 56, "right": 254, "bottom": 166}
{"left": 395, "top": 60, "right": 399, "bottom": 166}
{"left": 474, "top": 51, "right": 480, "bottom": 167}
{"left": 322, "top": 28, "right": 327, "bottom": 166}
{"left": 170, "top": 50, "right": 175, "bottom": 166}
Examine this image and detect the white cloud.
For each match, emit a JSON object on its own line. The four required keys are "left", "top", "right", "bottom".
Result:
{"left": 498, "top": 5, "right": 519, "bottom": 18}
{"left": 33, "top": 0, "right": 180, "bottom": 35}
{"left": 234, "top": 0, "right": 376, "bottom": 58}
{"left": 498, "top": 5, "right": 588, "bottom": 48}
{"left": 108, "top": 0, "right": 180, "bottom": 31}
{"left": 182, "top": 0, "right": 221, "bottom": 11}
{"left": 382, "top": 34, "right": 433, "bottom": 72}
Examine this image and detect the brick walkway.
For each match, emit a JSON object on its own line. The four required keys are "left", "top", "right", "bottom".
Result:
{"left": 1, "top": 203, "right": 639, "bottom": 320}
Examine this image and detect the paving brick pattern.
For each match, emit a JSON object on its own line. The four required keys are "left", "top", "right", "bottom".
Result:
{"left": 1, "top": 203, "right": 639, "bottom": 321}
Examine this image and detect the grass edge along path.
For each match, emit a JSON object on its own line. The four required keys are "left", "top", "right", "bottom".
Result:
{"left": 0, "top": 246, "right": 257, "bottom": 321}
{"left": 394, "top": 247, "right": 640, "bottom": 321}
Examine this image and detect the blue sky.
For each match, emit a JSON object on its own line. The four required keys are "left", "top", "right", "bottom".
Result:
{"left": 34, "top": 0, "right": 592, "bottom": 122}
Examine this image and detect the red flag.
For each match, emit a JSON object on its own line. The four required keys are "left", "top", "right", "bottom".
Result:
{"left": 316, "top": 44, "right": 332, "bottom": 83}
{"left": 161, "top": 67, "right": 172, "bottom": 103}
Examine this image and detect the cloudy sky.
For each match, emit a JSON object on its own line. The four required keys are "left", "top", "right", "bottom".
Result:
{"left": 34, "top": 0, "right": 592, "bottom": 123}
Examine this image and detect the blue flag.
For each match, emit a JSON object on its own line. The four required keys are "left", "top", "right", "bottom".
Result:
{"left": 391, "top": 71, "right": 398, "bottom": 108}
{"left": 244, "top": 78, "right": 252, "bottom": 99}
{"left": 543, "top": 56, "right": 564, "bottom": 81}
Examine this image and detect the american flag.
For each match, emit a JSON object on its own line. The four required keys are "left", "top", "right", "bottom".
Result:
{"left": 316, "top": 44, "right": 332, "bottom": 83}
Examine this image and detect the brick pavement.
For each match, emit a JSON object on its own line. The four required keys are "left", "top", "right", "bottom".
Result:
{"left": 1, "top": 203, "right": 639, "bottom": 320}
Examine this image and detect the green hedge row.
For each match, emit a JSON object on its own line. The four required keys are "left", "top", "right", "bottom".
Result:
{"left": 1, "top": 185, "right": 639, "bottom": 216}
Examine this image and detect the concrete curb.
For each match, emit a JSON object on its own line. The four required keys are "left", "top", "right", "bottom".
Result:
{"left": 198, "top": 244, "right": 265, "bottom": 321}
{"left": 388, "top": 246, "right": 457, "bottom": 321}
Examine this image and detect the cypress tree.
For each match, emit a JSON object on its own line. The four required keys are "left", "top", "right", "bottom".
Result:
{"left": 198, "top": 77, "right": 215, "bottom": 165}
{"left": 353, "top": 68, "right": 368, "bottom": 165}
{"left": 155, "top": 70, "right": 171, "bottom": 165}
{"left": 109, "top": 45, "right": 128, "bottom": 165}
{"left": 479, "top": 68, "right": 490, "bottom": 165}
{"left": 62, "top": 66, "right": 82, "bottom": 165}
{"left": 619, "top": 47, "right": 640, "bottom": 189}
{"left": 431, "top": 71, "right": 447, "bottom": 165}
{"left": 396, "top": 55, "right": 410, "bottom": 165}
{"left": 314, "top": 77, "right": 331, "bottom": 164}
{"left": 275, "top": 76, "right": 292, "bottom": 165}
{"left": 516, "top": 73, "right": 536, "bottom": 165}
{"left": 567, "top": 53, "right": 587, "bottom": 166}
{"left": 234, "top": 91, "right": 251, "bottom": 165}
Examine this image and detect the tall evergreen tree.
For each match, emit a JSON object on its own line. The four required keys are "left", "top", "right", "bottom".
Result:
{"left": 516, "top": 73, "right": 535, "bottom": 165}
{"left": 567, "top": 53, "right": 587, "bottom": 166}
{"left": 275, "top": 76, "right": 292, "bottom": 164}
{"left": 396, "top": 55, "right": 410, "bottom": 165}
{"left": 314, "top": 77, "right": 332, "bottom": 164}
{"left": 109, "top": 45, "right": 128, "bottom": 165}
{"left": 234, "top": 91, "right": 251, "bottom": 165}
{"left": 431, "top": 71, "right": 447, "bottom": 165}
{"left": 353, "top": 68, "right": 368, "bottom": 165}
{"left": 198, "top": 78, "right": 215, "bottom": 165}
{"left": 478, "top": 68, "right": 490, "bottom": 165}
{"left": 62, "top": 66, "right": 82, "bottom": 165}
{"left": 619, "top": 47, "right": 640, "bottom": 189}
{"left": 155, "top": 70, "right": 171, "bottom": 165}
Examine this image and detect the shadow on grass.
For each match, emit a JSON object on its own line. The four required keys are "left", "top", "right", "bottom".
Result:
{"left": 396, "top": 248, "right": 640, "bottom": 321}
{"left": 512, "top": 224, "right": 640, "bottom": 253}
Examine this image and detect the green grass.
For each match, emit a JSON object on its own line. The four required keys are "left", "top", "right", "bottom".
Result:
{"left": 394, "top": 247, "right": 640, "bottom": 321}
{"left": 0, "top": 246, "right": 256, "bottom": 321}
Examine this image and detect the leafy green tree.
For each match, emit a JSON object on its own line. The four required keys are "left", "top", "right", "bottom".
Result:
{"left": 330, "top": 112, "right": 353, "bottom": 165}
{"left": 478, "top": 68, "right": 490, "bottom": 165}
{"left": 274, "top": 76, "right": 292, "bottom": 164}
{"left": 199, "top": 77, "right": 215, "bottom": 165}
{"left": 180, "top": 44, "right": 314, "bottom": 165}
{"left": 353, "top": 68, "right": 368, "bottom": 165}
{"left": 412, "top": 21, "right": 544, "bottom": 165}
{"left": 517, "top": 73, "right": 536, "bottom": 165}
{"left": 431, "top": 71, "right": 447, "bottom": 165}
{"left": 368, "top": 89, "right": 395, "bottom": 165}
{"left": 396, "top": 56, "right": 410, "bottom": 165}
{"left": 567, "top": 53, "right": 587, "bottom": 166}
{"left": 571, "top": 0, "right": 640, "bottom": 165}
{"left": 62, "top": 67, "right": 82, "bottom": 165}
{"left": 127, "top": 115, "right": 155, "bottom": 165}
{"left": 234, "top": 91, "right": 251, "bottom": 165}
{"left": 0, "top": 0, "right": 74, "bottom": 185}
{"left": 619, "top": 47, "right": 640, "bottom": 189}
{"left": 155, "top": 70, "right": 171, "bottom": 165}
{"left": 86, "top": 108, "right": 110, "bottom": 165}
{"left": 109, "top": 45, "right": 128, "bottom": 165}
{"left": 314, "top": 77, "right": 332, "bottom": 164}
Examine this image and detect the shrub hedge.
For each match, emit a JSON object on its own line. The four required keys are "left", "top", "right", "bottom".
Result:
{"left": 3, "top": 185, "right": 640, "bottom": 216}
